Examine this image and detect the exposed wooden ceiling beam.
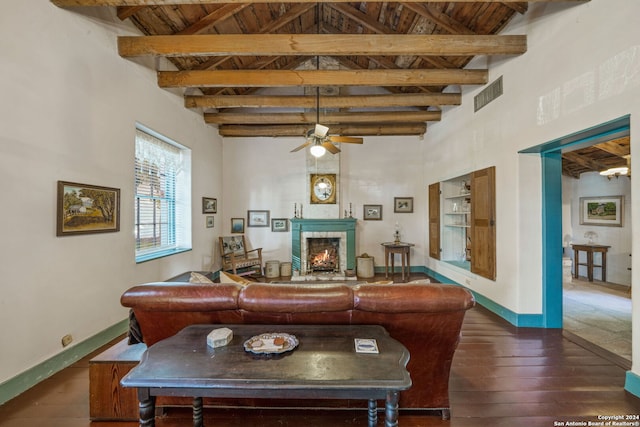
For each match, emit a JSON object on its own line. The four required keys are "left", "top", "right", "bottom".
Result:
{"left": 562, "top": 151, "right": 610, "bottom": 172}
{"left": 118, "top": 34, "right": 526, "bottom": 58}
{"left": 52, "top": 0, "right": 590, "bottom": 7}
{"left": 204, "top": 110, "right": 442, "bottom": 125}
{"left": 185, "top": 93, "right": 461, "bottom": 109}
{"left": 595, "top": 137, "right": 631, "bottom": 157}
{"left": 158, "top": 69, "right": 488, "bottom": 88}
{"left": 218, "top": 123, "right": 428, "bottom": 138}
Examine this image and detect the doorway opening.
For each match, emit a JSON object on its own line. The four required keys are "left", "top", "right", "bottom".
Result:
{"left": 521, "top": 115, "right": 631, "bottom": 365}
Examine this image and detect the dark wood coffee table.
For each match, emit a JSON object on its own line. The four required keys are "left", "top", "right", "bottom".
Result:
{"left": 121, "top": 324, "right": 411, "bottom": 427}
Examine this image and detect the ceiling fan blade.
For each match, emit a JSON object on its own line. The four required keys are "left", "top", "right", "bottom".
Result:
{"left": 290, "top": 141, "right": 312, "bottom": 152}
{"left": 314, "top": 123, "right": 329, "bottom": 138}
{"left": 328, "top": 136, "right": 364, "bottom": 144}
{"left": 322, "top": 141, "right": 341, "bottom": 154}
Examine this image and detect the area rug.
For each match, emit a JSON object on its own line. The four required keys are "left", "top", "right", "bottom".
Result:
{"left": 563, "top": 280, "right": 631, "bottom": 360}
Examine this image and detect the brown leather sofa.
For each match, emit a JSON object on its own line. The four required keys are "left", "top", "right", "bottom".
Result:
{"left": 121, "top": 281, "right": 475, "bottom": 419}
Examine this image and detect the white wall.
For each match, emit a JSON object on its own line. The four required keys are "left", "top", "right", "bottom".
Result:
{"left": 0, "top": 3, "right": 222, "bottom": 385}
{"left": 563, "top": 172, "right": 632, "bottom": 286}
{"left": 219, "top": 135, "right": 427, "bottom": 269}
{"left": 424, "top": 0, "right": 639, "bottom": 316}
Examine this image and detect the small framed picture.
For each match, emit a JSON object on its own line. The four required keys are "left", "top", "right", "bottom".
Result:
{"left": 231, "top": 218, "right": 244, "bottom": 234}
{"left": 202, "top": 197, "right": 217, "bottom": 214}
{"left": 248, "top": 210, "right": 270, "bottom": 227}
{"left": 205, "top": 216, "right": 214, "bottom": 228}
{"left": 363, "top": 204, "right": 382, "bottom": 220}
{"left": 394, "top": 197, "right": 413, "bottom": 213}
{"left": 271, "top": 218, "right": 289, "bottom": 232}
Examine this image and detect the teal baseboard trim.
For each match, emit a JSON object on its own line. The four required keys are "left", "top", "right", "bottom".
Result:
{"left": 422, "top": 267, "right": 547, "bottom": 328}
{"left": 0, "top": 319, "right": 129, "bottom": 406}
{"left": 625, "top": 371, "right": 640, "bottom": 398}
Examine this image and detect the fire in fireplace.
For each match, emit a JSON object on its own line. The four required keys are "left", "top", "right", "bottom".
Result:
{"left": 307, "top": 238, "right": 340, "bottom": 272}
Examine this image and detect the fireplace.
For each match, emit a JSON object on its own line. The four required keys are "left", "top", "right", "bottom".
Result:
{"left": 307, "top": 237, "right": 340, "bottom": 272}
{"left": 290, "top": 218, "right": 357, "bottom": 275}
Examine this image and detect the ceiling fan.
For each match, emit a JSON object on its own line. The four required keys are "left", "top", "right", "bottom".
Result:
{"left": 290, "top": 122, "right": 364, "bottom": 157}
{"left": 290, "top": 3, "right": 363, "bottom": 158}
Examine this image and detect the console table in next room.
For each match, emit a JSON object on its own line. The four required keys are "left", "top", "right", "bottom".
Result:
{"left": 571, "top": 243, "right": 611, "bottom": 282}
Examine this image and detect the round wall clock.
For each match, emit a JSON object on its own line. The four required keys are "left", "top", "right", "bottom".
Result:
{"left": 310, "top": 174, "right": 337, "bottom": 204}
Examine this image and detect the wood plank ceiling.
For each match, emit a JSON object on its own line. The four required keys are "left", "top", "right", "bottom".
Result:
{"left": 51, "top": 0, "right": 620, "bottom": 178}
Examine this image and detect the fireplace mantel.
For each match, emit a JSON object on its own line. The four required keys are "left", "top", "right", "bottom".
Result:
{"left": 290, "top": 218, "right": 357, "bottom": 273}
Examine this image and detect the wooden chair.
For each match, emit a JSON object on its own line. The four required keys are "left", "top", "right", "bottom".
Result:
{"left": 219, "top": 235, "right": 263, "bottom": 276}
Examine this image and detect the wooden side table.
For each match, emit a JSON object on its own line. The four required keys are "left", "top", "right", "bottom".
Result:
{"left": 381, "top": 242, "right": 415, "bottom": 282}
{"left": 571, "top": 243, "right": 611, "bottom": 282}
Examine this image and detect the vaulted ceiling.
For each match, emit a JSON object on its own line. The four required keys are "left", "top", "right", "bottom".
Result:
{"left": 52, "top": 1, "right": 618, "bottom": 178}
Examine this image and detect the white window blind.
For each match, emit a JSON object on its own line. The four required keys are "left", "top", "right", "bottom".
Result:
{"left": 135, "top": 125, "right": 191, "bottom": 262}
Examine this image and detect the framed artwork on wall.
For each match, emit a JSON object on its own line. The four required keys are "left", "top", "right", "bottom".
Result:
{"left": 231, "top": 218, "right": 244, "bottom": 233}
{"left": 202, "top": 197, "right": 217, "bottom": 214}
{"left": 206, "top": 216, "right": 214, "bottom": 228}
{"left": 56, "top": 181, "right": 120, "bottom": 236}
{"left": 394, "top": 197, "right": 413, "bottom": 213}
{"left": 248, "top": 210, "right": 270, "bottom": 227}
{"left": 579, "top": 195, "right": 624, "bottom": 227}
{"left": 363, "top": 204, "right": 382, "bottom": 220}
{"left": 271, "top": 218, "right": 289, "bottom": 232}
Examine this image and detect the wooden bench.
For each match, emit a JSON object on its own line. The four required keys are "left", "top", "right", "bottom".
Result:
{"left": 219, "top": 235, "right": 263, "bottom": 276}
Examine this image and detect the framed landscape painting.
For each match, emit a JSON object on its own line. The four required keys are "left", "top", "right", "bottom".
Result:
{"left": 57, "top": 181, "right": 120, "bottom": 236}
{"left": 579, "top": 195, "right": 624, "bottom": 227}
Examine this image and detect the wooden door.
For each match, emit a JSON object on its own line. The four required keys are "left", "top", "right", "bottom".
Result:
{"left": 470, "top": 166, "right": 496, "bottom": 280}
{"left": 428, "top": 182, "right": 440, "bottom": 260}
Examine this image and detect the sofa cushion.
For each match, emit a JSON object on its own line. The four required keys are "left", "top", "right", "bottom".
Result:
{"left": 354, "top": 283, "right": 475, "bottom": 313}
{"left": 239, "top": 283, "right": 354, "bottom": 313}
{"left": 219, "top": 271, "right": 253, "bottom": 286}
{"left": 190, "top": 272, "right": 215, "bottom": 284}
{"left": 121, "top": 282, "right": 242, "bottom": 311}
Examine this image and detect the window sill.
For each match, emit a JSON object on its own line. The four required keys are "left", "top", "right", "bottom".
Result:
{"left": 136, "top": 247, "right": 192, "bottom": 264}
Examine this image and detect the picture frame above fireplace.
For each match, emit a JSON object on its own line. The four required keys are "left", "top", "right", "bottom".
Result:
{"left": 363, "top": 204, "right": 382, "bottom": 220}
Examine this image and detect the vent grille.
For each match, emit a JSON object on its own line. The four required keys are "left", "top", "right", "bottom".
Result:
{"left": 474, "top": 76, "right": 503, "bottom": 112}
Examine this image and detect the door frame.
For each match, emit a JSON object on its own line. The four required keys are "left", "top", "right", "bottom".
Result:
{"left": 519, "top": 115, "right": 630, "bottom": 328}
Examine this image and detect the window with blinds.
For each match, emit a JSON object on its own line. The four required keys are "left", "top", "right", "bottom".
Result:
{"left": 134, "top": 125, "right": 191, "bottom": 262}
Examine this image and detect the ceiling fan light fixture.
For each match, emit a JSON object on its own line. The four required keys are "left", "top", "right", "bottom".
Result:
{"left": 315, "top": 124, "right": 329, "bottom": 138}
{"left": 310, "top": 144, "right": 326, "bottom": 158}
{"left": 599, "top": 166, "right": 629, "bottom": 179}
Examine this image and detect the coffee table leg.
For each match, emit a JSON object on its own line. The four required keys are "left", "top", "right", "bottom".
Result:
{"left": 137, "top": 388, "right": 156, "bottom": 427}
{"left": 385, "top": 391, "right": 400, "bottom": 427}
{"left": 367, "top": 399, "right": 378, "bottom": 427}
{"left": 193, "top": 397, "right": 204, "bottom": 427}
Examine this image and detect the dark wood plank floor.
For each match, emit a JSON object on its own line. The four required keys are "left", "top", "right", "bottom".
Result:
{"left": 1, "top": 304, "right": 639, "bottom": 426}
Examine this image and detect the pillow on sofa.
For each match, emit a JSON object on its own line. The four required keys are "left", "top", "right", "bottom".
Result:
{"left": 219, "top": 271, "right": 253, "bottom": 286}
{"left": 190, "top": 272, "right": 215, "bottom": 284}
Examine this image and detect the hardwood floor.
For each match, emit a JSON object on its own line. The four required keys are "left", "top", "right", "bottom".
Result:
{"left": 1, "top": 303, "right": 639, "bottom": 426}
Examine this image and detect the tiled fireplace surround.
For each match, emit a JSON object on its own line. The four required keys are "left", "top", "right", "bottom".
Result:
{"left": 290, "top": 218, "right": 357, "bottom": 275}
